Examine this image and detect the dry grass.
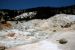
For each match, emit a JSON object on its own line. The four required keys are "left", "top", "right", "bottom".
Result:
{"left": 0, "top": 21, "right": 12, "bottom": 30}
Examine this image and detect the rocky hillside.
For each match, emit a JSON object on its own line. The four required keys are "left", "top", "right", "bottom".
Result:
{"left": 0, "top": 5, "right": 75, "bottom": 21}
{"left": 0, "top": 14, "right": 75, "bottom": 50}
{"left": 0, "top": 5, "right": 75, "bottom": 50}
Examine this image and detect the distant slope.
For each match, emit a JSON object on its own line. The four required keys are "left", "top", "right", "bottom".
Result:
{"left": 0, "top": 5, "right": 75, "bottom": 21}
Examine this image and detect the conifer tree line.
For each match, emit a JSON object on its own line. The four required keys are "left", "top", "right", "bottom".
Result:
{"left": 0, "top": 5, "right": 75, "bottom": 23}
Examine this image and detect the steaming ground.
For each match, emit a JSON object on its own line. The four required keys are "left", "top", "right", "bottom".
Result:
{"left": 0, "top": 14, "right": 75, "bottom": 50}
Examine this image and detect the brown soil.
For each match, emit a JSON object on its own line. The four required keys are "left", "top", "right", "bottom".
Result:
{"left": 0, "top": 21, "right": 12, "bottom": 30}
{"left": 0, "top": 45, "right": 6, "bottom": 50}
{"left": 7, "top": 33, "right": 15, "bottom": 37}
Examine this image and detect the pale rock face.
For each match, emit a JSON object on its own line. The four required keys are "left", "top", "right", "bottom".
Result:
{"left": 6, "top": 40, "right": 62, "bottom": 50}
{"left": 49, "top": 31, "right": 75, "bottom": 50}
{"left": 15, "top": 11, "right": 37, "bottom": 19}
{"left": 0, "top": 14, "right": 75, "bottom": 50}
{"left": 6, "top": 31, "right": 75, "bottom": 50}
